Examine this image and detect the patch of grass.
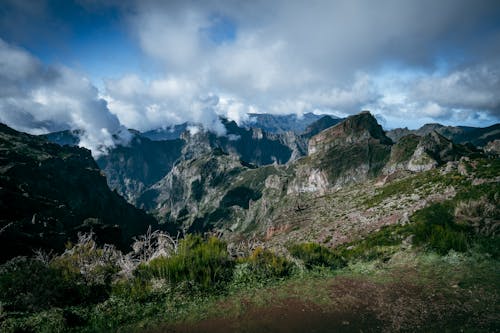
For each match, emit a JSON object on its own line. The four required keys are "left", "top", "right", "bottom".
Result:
{"left": 333, "top": 224, "right": 410, "bottom": 262}
{"left": 472, "top": 157, "right": 500, "bottom": 179}
{"left": 411, "top": 203, "right": 470, "bottom": 254}
{"left": 364, "top": 169, "right": 468, "bottom": 207}
{"left": 135, "top": 235, "right": 234, "bottom": 291}
{"left": 0, "top": 257, "right": 101, "bottom": 313}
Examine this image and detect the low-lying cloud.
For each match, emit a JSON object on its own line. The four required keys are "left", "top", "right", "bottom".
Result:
{"left": 0, "top": 38, "right": 128, "bottom": 157}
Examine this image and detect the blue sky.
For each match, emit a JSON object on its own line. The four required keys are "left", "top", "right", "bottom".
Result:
{"left": 0, "top": 0, "right": 499, "bottom": 151}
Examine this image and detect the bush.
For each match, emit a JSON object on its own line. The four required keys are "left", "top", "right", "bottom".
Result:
{"left": 412, "top": 203, "right": 470, "bottom": 254}
{"left": 0, "top": 308, "right": 66, "bottom": 333}
{"left": 241, "top": 247, "right": 294, "bottom": 279}
{"left": 288, "top": 243, "right": 345, "bottom": 269}
{"left": 50, "top": 233, "right": 120, "bottom": 304}
{"left": 135, "top": 235, "right": 234, "bottom": 290}
{"left": 0, "top": 257, "right": 83, "bottom": 312}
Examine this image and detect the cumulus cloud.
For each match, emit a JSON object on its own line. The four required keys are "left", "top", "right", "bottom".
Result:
{"left": 116, "top": 0, "right": 500, "bottom": 127}
{"left": 411, "top": 65, "right": 500, "bottom": 115}
{"left": 1, "top": 0, "right": 500, "bottom": 147}
{"left": 103, "top": 75, "right": 227, "bottom": 135}
{"left": 362, "top": 63, "right": 500, "bottom": 128}
{"left": 0, "top": 38, "right": 128, "bottom": 157}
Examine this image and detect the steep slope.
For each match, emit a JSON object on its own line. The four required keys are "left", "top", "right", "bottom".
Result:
{"left": 301, "top": 115, "right": 343, "bottom": 138}
{"left": 135, "top": 111, "right": 482, "bottom": 246}
{"left": 96, "top": 136, "right": 184, "bottom": 203}
{"left": 0, "top": 124, "right": 157, "bottom": 262}
{"left": 293, "top": 111, "right": 393, "bottom": 191}
{"left": 43, "top": 120, "right": 296, "bottom": 204}
{"left": 216, "top": 119, "right": 293, "bottom": 165}
{"left": 137, "top": 149, "right": 252, "bottom": 231}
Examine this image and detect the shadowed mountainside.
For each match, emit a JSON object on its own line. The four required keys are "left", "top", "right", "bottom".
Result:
{"left": 0, "top": 124, "right": 159, "bottom": 262}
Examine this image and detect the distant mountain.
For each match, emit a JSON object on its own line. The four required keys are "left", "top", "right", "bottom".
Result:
{"left": 141, "top": 123, "right": 189, "bottom": 141}
{"left": 302, "top": 115, "right": 343, "bottom": 138}
{"left": 43, "top": 119, "right": 302, "bottom": 204}
{"left": 39, "top": 129, "right": 81, "bottom": 146}
{"left": 0, "top": 124, "right": 158, "bottom": 263}
{"left": 95, "top": 135, "right": 184, "bottom": 203}
{"left": 137, "top": 113, "right": 341, "bottom": 142}
{"left": 246, "top": 113, "right": 340, "bottom": 134}
{"left": 9, "top": 111, "right": 484, "bottom": 252}
{"left": 387, "top": 123, "right": 500, "bottom": 147}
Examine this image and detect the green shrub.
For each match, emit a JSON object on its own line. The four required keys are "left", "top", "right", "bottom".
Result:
{"left": 0, "top": 308, "right": 66, "bottom": 333}
{"left": 241, "top": 247, "right": 294, "bottom": 279}
{"left": 0, "top": 257, "right": 83, "bottom": 312}
{"left": 111, "top": 278, "right": 153, "bottom": 302}
{"left": 412, "top": 203, "right": 470, "bottom": 254}
{"left": 50, "top": 235, "right": 120, "bottom": 304}
{"left": 135, "top": 235, "right": 234, "bottom": 290}
{"left": 288, "top": 243, "right": 345, "bottom": 269}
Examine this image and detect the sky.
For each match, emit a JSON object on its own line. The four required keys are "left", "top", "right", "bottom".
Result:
{"left": 0, "top": 0, "right": 499, "bottom": 155}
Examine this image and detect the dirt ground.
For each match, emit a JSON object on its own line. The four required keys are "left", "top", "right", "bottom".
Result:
{"left": 149, "top": 274, "right": 499, "bottom": 333}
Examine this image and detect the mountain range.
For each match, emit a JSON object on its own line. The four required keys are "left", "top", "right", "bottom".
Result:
{"left": 1, "top": 111, "right": 498, "bottom": 262}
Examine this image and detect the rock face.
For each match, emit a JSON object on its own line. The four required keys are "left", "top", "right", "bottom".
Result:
{"left": 137, "top": 150, "right": 248, "bottom": 228}
{"left": 96, "top": 136, "right": 184, "bottom": 203}
{"left": 0, "top": 124, "right": 157, "bottom": 263}
{"left": 302, "top": 115, "right": 344, "bottom": 139}
{"left": 384, "top": 131, "right": 476, "bottom": 173}
{"left": 302, "top": 111, "right": 393, "bottom": 189}
{"left": 42, "top": 115, "right": 346, "bottom": 206}
{"left": 484, "top": 139, "right": 500, "bottom": 155}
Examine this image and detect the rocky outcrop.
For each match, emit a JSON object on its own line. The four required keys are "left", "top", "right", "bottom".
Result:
{"left": 137, "top": 150, "right": 249, "bottom": 229}
{"left": 308, "top": 111, "right": 392, "bottom": 155}
{"left": 0, "top": 124, "right": 157, "bottom": 262}
{"left": 384, "top": 131, "right": 475, "bottom": 174}
{"left": 484, "top": 139, "right": 500, "bottom": 156}
{"left": 300, "top": 111, "right": 392, "bottom": 189}
{"left": 96, "top": 135, "right": 184, "bottom": 203}
{"left": 132, "top": 111, "right": 485, "bottom": 240}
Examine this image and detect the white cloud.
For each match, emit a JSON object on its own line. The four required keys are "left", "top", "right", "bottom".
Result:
{"left": 2, "top": 0, "right": 500, "bottom": 147}
{"left": 116, "top": 0, "right": 499, "bottom": 128}
{"left": 412, "top": 65, "right": 500, "bottom": 113}
{"left": 104, "top": 75, "right": 227, "bottom": 135}
{"left": 0, "top": 38, "right": 128, "bottom": 157}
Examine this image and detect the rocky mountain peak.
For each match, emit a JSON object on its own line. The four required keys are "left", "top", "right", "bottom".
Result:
{"left": 308, "top": 111, "right": 392, "bottom": 155}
